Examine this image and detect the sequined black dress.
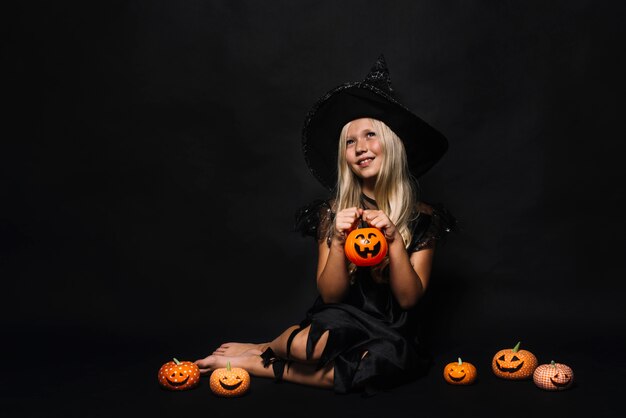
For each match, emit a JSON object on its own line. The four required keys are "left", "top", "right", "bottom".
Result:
{"left": 293, "top": 198, "right": 456, "bottom": 395}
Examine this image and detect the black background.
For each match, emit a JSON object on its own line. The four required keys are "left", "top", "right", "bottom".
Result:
{"left": 3, "top": 1, "right": 625, "bottom": 417}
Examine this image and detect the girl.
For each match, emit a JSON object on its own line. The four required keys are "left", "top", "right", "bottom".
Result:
{"left": 195, "top": 55, "right": 455, "bottom": 395}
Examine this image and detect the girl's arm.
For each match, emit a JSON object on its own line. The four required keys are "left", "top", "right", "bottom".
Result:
{"left": 315, "top": 207, "right": 361, "bottom": 303}
{"left": 388, "top": 234, "right": 435, "bottom": 309}
{"left": 364, "top": 210, "right": 435, "bottom": 310}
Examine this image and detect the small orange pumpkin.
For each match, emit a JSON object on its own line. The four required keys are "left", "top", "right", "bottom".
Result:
{"left": 344, "top": 227, "right": 388, "bottom": 267}
{"left": 443, "top": 357, "right": 477, "bottom": 385}
{"left": 533, "top": 360, "right": 574, "bottom": 391}
{"left": 492, "top": 341, "right": 538, "bottom": 380}
{"left": 158, "top": 358, "right": 201, "bottom": 391}
{"left": 209, "top": 361, "right": 251, "bottom": 397}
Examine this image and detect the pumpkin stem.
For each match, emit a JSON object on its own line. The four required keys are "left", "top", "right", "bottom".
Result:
{"left": 512, "top": 341, "right": 521, "bottom": 353}
{"left": 227, "top": 361, "right": 231, "bottom": 372}
{"left": 458, "top": 357, "right": 462, "bottom": 365}
{"left": 173, "top": 358, "right": 181, "bottom": 365}
{"left": 551, "top": 360, "right": 556, "bottom": 368}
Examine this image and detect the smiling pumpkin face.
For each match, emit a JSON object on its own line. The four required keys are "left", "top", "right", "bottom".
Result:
{"left": 209, "top": 362, "right": 250, "bottom": 397}
{"left": 443, "top": 358, "right": 477, "bottom": 385}
{"left": 158, "top": 358, "right": 200, "bottom": 391}
{"left": 491, "top": 341, "right": 538, "bottom": 380}
{"left": 344, "top": 227, "right": 388, "bottom": 267}
{"left": 533, "top": 361, "right": 574, "bottom": 391}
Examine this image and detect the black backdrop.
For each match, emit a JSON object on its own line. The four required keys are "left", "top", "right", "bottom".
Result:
{"left": 3, "top": 1, "right": 625, "bottom": 417}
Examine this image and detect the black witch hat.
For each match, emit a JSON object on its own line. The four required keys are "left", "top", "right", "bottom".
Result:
{"left": 301, "top": 54, "right": 448, "bottom": 191}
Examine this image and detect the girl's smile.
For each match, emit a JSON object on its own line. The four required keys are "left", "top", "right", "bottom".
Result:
{"left": 357, "top": 157, "right": 374, "bottom": 167}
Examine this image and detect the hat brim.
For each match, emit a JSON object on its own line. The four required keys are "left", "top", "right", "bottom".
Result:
{"left": 302, "top": 82, "right": 448, "bottom": 190}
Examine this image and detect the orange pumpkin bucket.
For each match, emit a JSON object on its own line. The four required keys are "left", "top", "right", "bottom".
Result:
{"left": 344, "top": 224, "right": 388, "bottom": 267}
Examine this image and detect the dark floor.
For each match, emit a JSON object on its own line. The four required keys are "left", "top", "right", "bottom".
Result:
{"left": 2, "top": 326, "right": 623, "bottom": 418}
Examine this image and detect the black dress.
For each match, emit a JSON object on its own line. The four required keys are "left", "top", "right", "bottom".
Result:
{"left": 292, "top": 198, "right": 457, "bottom": 395}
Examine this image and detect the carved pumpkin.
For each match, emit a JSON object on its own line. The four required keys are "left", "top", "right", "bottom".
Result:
{"left": 533, "top": 360, "right": 574, "bottom": 391}
{"left": 443, "top": 357, "right": 477, "bottom": 385}
{"left": 209, "top": 361, "right": 251, "bottom": 397}
{"left": 158, "top": 358, "right": 201, "bottom": 391}
{"left": 492, "top": 341, "right": 538, "bottom": 380}
{"left": 344, "top": 227, "right": 388, "bottom": 267}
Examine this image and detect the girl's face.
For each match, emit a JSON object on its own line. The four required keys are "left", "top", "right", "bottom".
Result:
{"left": 345, "top": 118, "right": 383, "bottom": 183}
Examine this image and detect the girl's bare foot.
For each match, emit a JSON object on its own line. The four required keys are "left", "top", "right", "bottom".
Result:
{"left": 194, "top": 352, "right": 268, "bottom": 377}
{"left": 212, "top": 342, "right": 268, "bottom": 356}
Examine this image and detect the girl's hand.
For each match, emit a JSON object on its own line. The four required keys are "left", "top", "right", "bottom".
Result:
{"left": 362, "top": 209, "right": 398, "bottom": 242}
{"left": 334, "top": 207, "right": 363, "bottom": 242}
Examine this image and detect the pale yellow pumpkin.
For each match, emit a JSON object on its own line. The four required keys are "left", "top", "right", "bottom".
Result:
{"left": 209, "top": 361, "right": 251, "bottom": 397}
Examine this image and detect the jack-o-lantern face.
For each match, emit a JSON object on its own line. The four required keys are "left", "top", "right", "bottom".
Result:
{"left": 533, "top": 361, "right": 574, "bottom": 391}
{"left": 209, "top": 361, "right": 251, "bottom": 397}
{"left": 344, "top": 227, "right": 388, "bottom": 267}
{"left": 491, "top": 341, "right": 538, "bottom": 380}
{"left": 158, "top": 358, "right": 200, "bottom": 391}
{"left": 443, "top": 357, "right": 477, "bottom": 385}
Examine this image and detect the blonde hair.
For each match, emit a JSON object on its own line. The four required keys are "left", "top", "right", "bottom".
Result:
{"left": 334, "top": 118, "right": 419, "bottom": 280}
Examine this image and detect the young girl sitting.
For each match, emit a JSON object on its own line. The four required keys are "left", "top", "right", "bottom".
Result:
{"left": 195, "top": 55, "right": 456, "bottom": 395}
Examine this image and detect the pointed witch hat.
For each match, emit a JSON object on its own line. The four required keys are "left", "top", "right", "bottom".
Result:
{"left": 301, "top": 54, "right": 448, "bottom": 191}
